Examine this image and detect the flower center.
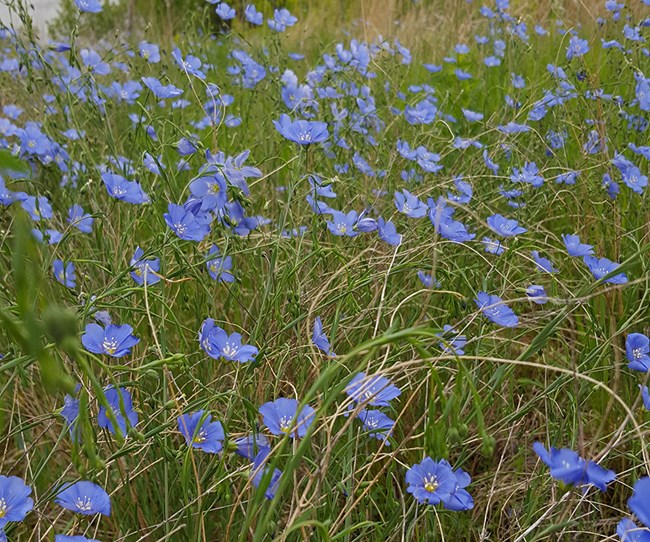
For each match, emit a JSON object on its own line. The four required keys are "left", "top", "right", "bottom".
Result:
{"left": 193, "top": 429, "right": 207, "bottom": 444}
{"left": 0, "top": 498, "right": 7, "bottom": 518}
{"left": 279, "top": 415, "right": 293, "bottom": 433}
{"left": 75, "top": 496, "right": 93, "bottom": 512}
{"left": 423, "top": 475, "right": 439, "bottom": 493}
{"left": 102, "top": 338, "right": 118, "bottom": 355}
{"left": 222, "top": 342, "right": 238, "bottom": 358}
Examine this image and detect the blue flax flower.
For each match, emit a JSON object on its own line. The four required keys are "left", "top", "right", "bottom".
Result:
{"left": 130, "top": 247, "right": 161, "bottom": 285}
{"left": 629, "top": 477, "right": 650, "bottom": 528}
{"left": 55, "top": 536, "right": 100, "bottom": 542}
{"left": 437, "top": 325, "right": 467, "bottom": 355}
{"left": 377, "top": 217, "right": 402, "bottom": 246}
{"left": 394, "top": 189, "right": 427, "bottom": 218}
{"left": 487, "top": 214, "right": 527, "bottom": 237}
{"left": 312, "top": 316, "right": 335, "bottom": 356}
{"left": 583, "top": 256, "right": 628, "bottom": 284}
{"left": 345, "top": 373, "right": 401, "bottom": 407}
{"left": 526, "top": 285, "right": 548, "bottom": 305}
{"left": 61, "top": 385, "right": 81, "bottom": 441}
{"left": 273, "top": 114, "right": 328, "bottom": 145}
{"left": 406, "top": 457, "right": 472, "bottom": 510}
{"left": 199, "top": 319, "right": 258, "bottom": 362}
{"left": 55, "top": 481, "right": 110, "bottom": 516}
{"left": 74, "top": 0, "right": 102, "bottom": 12}
{"left": 357, "top": 409, "right": 394, "bottom": 444}
{"left": 164, "top": 203, "right": 209, "bottom": 242}
{"left": 626, "top": 333, "right": 650, "bottom": 372}
{"left": 53, "top": 260, "right": 76, "bottom": 289}
{"left": 533, "top": 442, "right": 616, "bottom": 491}
{"left": 640, "top": 386, "right": 650, "bottom": 411}
{"left": 617, "top": 518, "right": 650, "bottom": 542}
{"left": 97, "top": 386, "right": 138, "bottom": 436}
{"left": 259, "top": 398, "right": 315, "bottom": 437}
{"left": 251, "top": 450, "right": 282, "bottom": 499}
{"left": 562, "top": 234, "right": 594, "bottom": 257}
{"left": 532, "top": 251, "right": 558, "bottom": 273}
{"left": 101, "top": 173, "right": 149, "bottom": 204}
{"left": 178, "top": 411, "right": 225, "bottom": 453}
{"left": 67, "top": 204, "right": 93, "bottom": 233}
{"left": 0, "top": 475, "right": 33, "bottom": 528}
{"left": 81, "top": 323, "right": 139, "bottom": 357}
{"left": 235, "top": 433, "right": 270, "bottom": 460}
{"left": 205, "top": 245, "right": 234, "bottom": 283}
{"left": 475, "top": 292, "right": 518, "bottom": 327}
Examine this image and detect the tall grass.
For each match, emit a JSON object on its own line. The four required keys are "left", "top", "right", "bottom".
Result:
{"left": 0, "top": 0, "right": 649, "bottom": 540}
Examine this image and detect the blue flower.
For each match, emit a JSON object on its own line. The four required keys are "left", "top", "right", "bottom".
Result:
{"left": 199, "top": 319, "right": 258, "bottom": 362}
{"left": 345, "top": 373, "right": 401, "bottom": 407}
{"left": 235, "top": 433, "right": 270, "bottom": 460}
{"left": 377, "top": 217, "right": 402, "bottom": 246}
{"left": 141, "top": 77, "right": 184, "bottom": 99}
{"left": 617, "top": 518, "right": 650, "bottom": 542}
{"left": 259, "top": 398, "right": 315, "bottom": 437}
{"left": 67, "top": 204, "right": 93, "bottom": 233}
{"left": 74, "top": 0, "right": 102, "bottom": 13}
{"left": 437, "top": 325, "right": 467, "bottom": 355}
{"left": 273, "top": 114, "right": 328, "bottom": 145}
{"left": 533, "top": 442, "right": 616, "bottom": 491}
{"left": 487, "top": 214, "right": 527, "bottom": 237}
{"left": 626, "top": 333, "right": 650, "bottom": 372}
{"left": 189, "top": 174, "right": 227, "bottom": 211}
{"left": 462, "top": 108, "right": 484, "bottom": 122}
{"left": 251, "top": 450, "right": 282, "bottom": 499}
{"left": 205, "top": 245, "right": 234, "bottom": 283}
{"left": 566, "top": 35, "right": 589, "bottom": 60}
{"left": 55, "top": 536, "right": 100, "bottom": 542}
{"left": 178, "top": 411, "right": 225, "bottom": 453}
{"left": 80, "top": 49, "right": 110, "bottom": 76}
{"left": 101, "top": 172, "right": 149, "bottom": 204}
{"left": 562, "top": 234, "right": 594, "bottom": 257}
{"left": 267, "top": 8, "right": 297, "bottom": 32}
{"left": 394, "top": 189, "right": 427, "bottom": 218}
{"left": 475, "top": 292, "right": 518, "bottom": 327}
{"left": 55, "top": 481, "right": 111, "bottom": 516}
{"left": 312, "top": 316, "right": 335, "bottom": 356}
{"left": 164, "top": 203, "right": 209, "bottom": 242}
{"left": 357, "top": 409, "right": 394, "bottom": 444}
{"left": 640, "top": 386, "right": 650, "bottom": 411}
{"left": 138, "top": 41, "right": 160, "bottom": 63}
{"left": 244, "top": 4, "right": 263, "bottom": 25}
{"left": 21, "top": 195, "right": 53, "bottom": 221}
{"left": 405, "top": 457, "right": 458, "bottom": 506}
{"left": 482, "top": 237, "right": 505, "bottom": 255}
{"left": 81, "top": 323, "right": 140, "bottom": 357}
{"left": 531, "top": 251, "right": 558, "bottom": 273}
{"left": 629, "top": 477, "right": 650, "bottom": 528}
{"left": 215, "top": 2, "right": 236, "bottom": 20}
{"left": 61, "top": 385, "right": 81, "bottom": 441}
{"left": 0, "top": 475, "right": 33, "bottom": 528}
{"left": 583, "top": 256, "right": 628, "bottom": 284}
{"left": 97, "top": 386, "right": 138, "bottom": 436}
{"left": 417, "top": 270, "right": 440, "bottom": 288}
{"left": 130, "top": 247, "right": 161, "bottom": 285}
{"left": 327, "top": 210, "right": 359, "bottom": 237}
{"left": 526, "top": 285, "right": 548, "bottom": 305}
{"left": 53, "top": 260, "right": 76, "bottom": 289}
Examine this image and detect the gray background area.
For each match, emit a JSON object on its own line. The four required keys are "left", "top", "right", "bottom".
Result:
{"left": 0, "top": 1, "right": 60, "bottom": 31}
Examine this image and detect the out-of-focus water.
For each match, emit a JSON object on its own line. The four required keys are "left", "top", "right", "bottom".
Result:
{"left": 0, "top": 0, "right": 61, "bottom": 31}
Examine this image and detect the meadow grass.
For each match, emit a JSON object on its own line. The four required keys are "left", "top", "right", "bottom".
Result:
{"left": 0, "top": 0, "right": 649, "bottom": 541}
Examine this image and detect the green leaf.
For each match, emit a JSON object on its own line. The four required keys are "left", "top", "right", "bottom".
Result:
{"left": 0, "top": 149, "right": 31, "bottom": 178}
